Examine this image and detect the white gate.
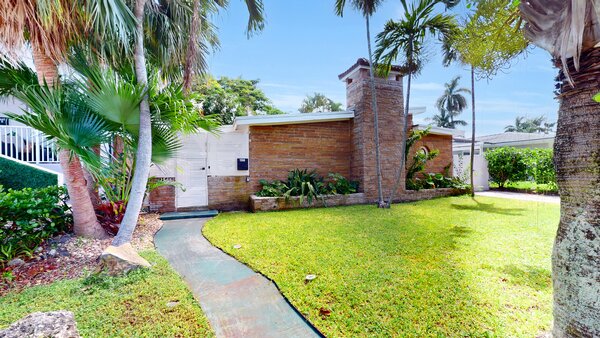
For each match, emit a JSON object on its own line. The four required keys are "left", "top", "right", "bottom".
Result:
{"left": 176, "top": 133, "right": 209, "bottom": 208}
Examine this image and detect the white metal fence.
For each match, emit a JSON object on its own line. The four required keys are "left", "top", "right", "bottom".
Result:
{"left": 0, "top": 126, "right": 59, "bottom": 163}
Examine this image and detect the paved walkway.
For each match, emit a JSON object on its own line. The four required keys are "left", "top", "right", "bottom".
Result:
{"left": 154, "top": 218, "right": 321, "bottom": 338}
{"left": 476, "top": 191, "right": 560, "bottom": 204}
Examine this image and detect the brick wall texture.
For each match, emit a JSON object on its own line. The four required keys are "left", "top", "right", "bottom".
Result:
{"left": 248, "top": 121, "right": 353, "bottom": 192}
{"left": 148, "top": 62, "right": 455, "bottom": 211}
{"left": 412, "top": 134, "right": 454, "bottom": 176}
{"left": 207, "top": 176, "right": 252, "bottom": 211}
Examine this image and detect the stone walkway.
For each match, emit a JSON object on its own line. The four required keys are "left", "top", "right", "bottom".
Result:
{"left": 154, "top": 218, "right": 321, "bottom": 338}
{"left": 476, "top": 191, "right": 560, "bottom": 204}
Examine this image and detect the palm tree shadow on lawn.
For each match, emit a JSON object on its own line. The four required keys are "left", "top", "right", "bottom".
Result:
{"left": 450, "top": 197, "right": 526, "bottom": 216}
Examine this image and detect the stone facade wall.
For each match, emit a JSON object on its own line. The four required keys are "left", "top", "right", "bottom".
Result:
{"left": 251, "top": 193, "right": 367, "bottom": 212}
{"left": 249, "top": 121, "right": 352, "bottom": 192}
{"left": 346, "top": 70, "right": 405, "bottom": 202}
{"left": 412, "top": 133, "right": 453, "bottom": 175}
{"left": 396, "top": 188, "right": 465, "bottom": 202}
{"left": 207, "top": 176, "right": 252, "bottom": 211}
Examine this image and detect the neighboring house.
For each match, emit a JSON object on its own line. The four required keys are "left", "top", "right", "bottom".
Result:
{"left": 149, "top": 59, "right": 462, "bottom": 212}
{"left": 453, "top": 132, "right": 555, "bottom": 191}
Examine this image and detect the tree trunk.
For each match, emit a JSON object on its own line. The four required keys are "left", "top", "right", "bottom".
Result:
{"left": 365, "top": 15, "right": 385, "bottom": 208}
{"left": 31, "top": 45, "right": 106, "bottom": 239}
{"left": 182, "top": 0, "right": 201, "bottom": 95}
{"left": 552, "top": 49, "right": 600, "bottom": 337}
{"left": 386, "top": 72, "right": 411, "bottom": 206}
{"left": 113, "top": 0, "right": 152, "bottom": 246}
{"left": 470, "top": 66, "right": 475, "bottom": 197}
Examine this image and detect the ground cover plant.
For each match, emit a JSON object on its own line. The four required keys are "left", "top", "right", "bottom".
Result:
{"left": 204, "top": 196, "right": 559, "bottom": 337}
{"left": 0, "top": 186, "right": 71, "bottom": 266}
{"left": 0, "top": 250, "right": 213, "bottom": 337}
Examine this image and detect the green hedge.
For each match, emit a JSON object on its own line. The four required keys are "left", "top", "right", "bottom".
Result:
{"left": 484, "top": 147, "right": 556, "bottom": 188}
{"left": 0, "top": 156, "right": 58, "bottom": 190}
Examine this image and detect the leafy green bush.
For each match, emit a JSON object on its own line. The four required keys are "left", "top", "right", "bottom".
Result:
{"left": 485, "top": 147, "right": 528, "bottom": 187}
{"left": 255, "top": 170, "right": 359, "bottom": 203}
{"left": 255, "top": 180, "right": 288, "bottom": 197}
{"left": 325, "top": 173, "right": 358, "bottom": 195}
{"left": 408, "top": 173, "right": 468, "bottom": 191}
{"left": 0, "top": 157, "right": 58, "bottom": 190}
{"left": 525, "top": 148, "right": 556, "bottom": 185}
{"left": 0, "top": 186, "right": 71, "bottom": 266}
{"left": 485, "top": 147, "right": 556, "bottom": 188}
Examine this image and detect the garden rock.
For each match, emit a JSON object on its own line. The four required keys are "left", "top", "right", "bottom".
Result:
{"left": 98, "top": 243, "right": 151, "bottom": 276}
{"left": 48, "top": 249, "right": 58, "bottom": 258}
{"left": 0, "top": 311, "right": 80, "bottom": 338}
{"left": 7, "top": 258, "right": 24, "bottom": 267}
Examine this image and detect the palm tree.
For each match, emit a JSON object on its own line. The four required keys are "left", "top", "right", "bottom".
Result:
{"left": 299, "top": 93, "right": 343, "bottom": 113}
{"left": 520, "top": 1, "right": 600, "bottom": 335}
{"left": 431, "top": 108, "right": 467, "bottom": 129}
{"left": 335, "top": 0, "right": 386, "bottom": 207}
{"left": 113, "top": 0, "right": 265, "bottom": 247}
{"left": 0, "top": 0, "right": 135, "bottom": 239}
{"left": 374, "top": 0, "right": 457, "bottom": 207}
{"left": 436, "top": 76, "right": 470, "bottom": 125}
{"left": 504, "top": 115, "right": 555, "bottom": 133}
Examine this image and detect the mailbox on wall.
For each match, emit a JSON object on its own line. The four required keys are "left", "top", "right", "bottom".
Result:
{"left": 237, "top": 158, "right": 249, "bottom": 171}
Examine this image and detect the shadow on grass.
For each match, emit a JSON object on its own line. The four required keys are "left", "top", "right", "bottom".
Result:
{"left": 499, "top": 264, "right": 551, "bottom": 291}
{"left": 450, "top": 198, "right": 526, "bottom": 216}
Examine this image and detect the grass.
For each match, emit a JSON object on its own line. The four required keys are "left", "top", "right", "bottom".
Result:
{"left": 204, "top": 196, "right": 559, "bottom": 337}
{"left": 490, "top": 181, "right": 558, "bottom": 194}
{"left": 0, "top": 250, "right": 213, "bottom": 337}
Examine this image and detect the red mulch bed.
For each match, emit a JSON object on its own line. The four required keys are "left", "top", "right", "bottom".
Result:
{"left": 0, "top": 214, "right": 163, "bottom": 296}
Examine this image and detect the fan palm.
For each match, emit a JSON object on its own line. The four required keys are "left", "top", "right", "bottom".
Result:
{"left": 335, "top": 0, "right": 386, "bottom": 207}
{"left": 113, "top": 0, "right": 265, "bottom": 248}
{"left": 374, "top": 0, "right": 457, "bottom": 207}
{"left": 0, "top": 0, "right": 136, "bottom": 239}
{"left": 519, "top": 1, "right": 600, "bottom": 335}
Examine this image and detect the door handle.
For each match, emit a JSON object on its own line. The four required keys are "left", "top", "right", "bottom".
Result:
{"left": 201, "top": 167, "right": 206, "bottom": 170}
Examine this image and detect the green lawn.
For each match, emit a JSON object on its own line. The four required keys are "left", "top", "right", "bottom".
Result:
{"left": 204, "top": 196, "right": 559, "bottom": 337}
{"left": 0, "top": 250, "right": 213, "bottom": 337}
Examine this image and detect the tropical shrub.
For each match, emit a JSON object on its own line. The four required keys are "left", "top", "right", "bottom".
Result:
{"left": 485, "top": 147, "right": 528, "bottom": 187}
{"left": 0, "top": 157, "right": 58, "bottom": 190}
{"left": 408, "top": 173, "right": 468, "bottom": 191}
{"left": 485, "top": 147, "right": 556, "bottom": 188}
{"left": 255, "top": 170, "right": 359, "bottom": 203}
{"left": 255, "top": 180, "right": 288, "bottom": 197}
{"left": 0, "top": 186, "right": 71, "bottom": 266}
{"left": 95, "top": 201, "right": 126, "bottom": 236}
{"left": 525, "top": 148, "right": 556, "bottom": 185}
{"left": 325, "top": 173, "right": 358, "bottom": 195}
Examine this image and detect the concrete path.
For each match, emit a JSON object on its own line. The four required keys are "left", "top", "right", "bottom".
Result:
{"left": 154, "top": 218, "right": 321, "bottom": 338}
{"left": 476, "top": 191, "right": 560, "bottom": 204}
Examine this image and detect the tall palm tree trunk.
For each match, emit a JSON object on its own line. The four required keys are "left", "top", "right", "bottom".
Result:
{"left": 386, "top": 72, "right": 411, "bottom": 206}
{"left": 113, "top": 0, "right": 152, "bottom": 246}
{"left": 469, "top": 66, "right": 475, "bottom": 197}
{"left": 365, "top": 15, "right": 385, "bottom": 207}
{"left": 552, "top": 50, "right": 600, "bottom": 337}
{"left": 31, "top": 45, "right": 106, "bottom": 239}
{"left": 182, "top": 0, "right": 201, "bottom": 95}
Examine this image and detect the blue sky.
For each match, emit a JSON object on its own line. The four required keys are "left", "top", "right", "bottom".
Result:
{"left": 207, "top": 0, "right": 558, "bottom": 136}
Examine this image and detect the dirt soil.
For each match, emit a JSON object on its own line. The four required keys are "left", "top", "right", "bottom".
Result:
{"left": 0, "top": 214, "right": 163, "bottom": 296}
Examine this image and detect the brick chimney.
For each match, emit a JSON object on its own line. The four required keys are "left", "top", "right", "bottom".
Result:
{"left": 339, "top": 58, "right": 405, "bottom": 201}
